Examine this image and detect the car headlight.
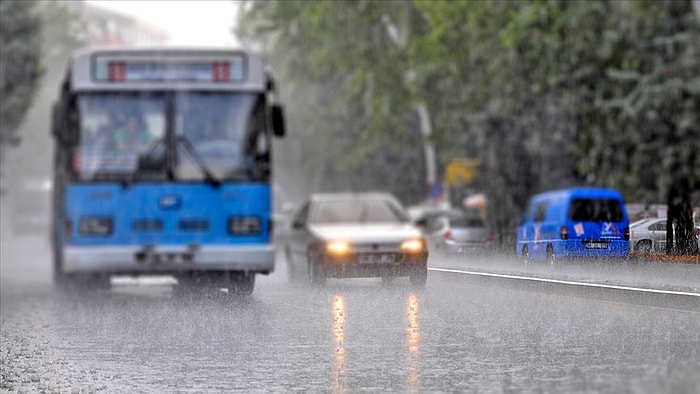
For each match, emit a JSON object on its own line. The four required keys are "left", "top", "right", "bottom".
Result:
{"left": 228, "top": 216, "right": 262, "bottom": 235}
{"left": 401, "top": 239, "right": 424, "bottom": 253}
{"left": 79, "top": 217, "right": 113, "bottom": 236}
{"left": 326, "top": 240, "right": 350, "bottom": 255}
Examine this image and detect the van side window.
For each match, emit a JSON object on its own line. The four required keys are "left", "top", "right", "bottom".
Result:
{"left": 534, "top": 202, "right": 548, "bottom": 223}
{"left": 568, "top": 198, "right": 623, "bottom": 222}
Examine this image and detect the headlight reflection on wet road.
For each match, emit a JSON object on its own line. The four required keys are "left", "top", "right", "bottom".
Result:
{"left": 406, "top": 293, "right": 421, "bottom": 391}
{"left": 329, "top": 292, "right": 421, "bottom": 393}
{"left": 332, "top": 295, "right": 346, "bottom": 394}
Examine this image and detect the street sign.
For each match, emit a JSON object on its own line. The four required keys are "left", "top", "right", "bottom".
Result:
{"left": 445, "top": 159, "right": 481, "bottom": 186}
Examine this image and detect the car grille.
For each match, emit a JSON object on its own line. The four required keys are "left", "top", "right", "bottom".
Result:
{"left": 352, "top": 243, "right": 401, "bottom": 253}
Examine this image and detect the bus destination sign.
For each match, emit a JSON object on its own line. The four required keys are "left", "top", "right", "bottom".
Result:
{"left": 94, "top": 56, "right": 245, "bottom": 83}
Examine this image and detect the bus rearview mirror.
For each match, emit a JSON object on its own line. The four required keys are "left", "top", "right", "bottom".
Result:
{"left": 51, "top": 102, "right": 78, "bottom": 145}
{"left": 271, "top": 105, "right": 285, "bottom": 137}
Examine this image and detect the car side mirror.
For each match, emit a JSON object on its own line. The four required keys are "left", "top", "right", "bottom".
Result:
{"left": 271, "top": 104, "right": 285, "bottom": 137}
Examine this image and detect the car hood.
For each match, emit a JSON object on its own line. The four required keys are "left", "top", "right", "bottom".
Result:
{"left": 308, "top": 223, "right": 423, "bottom": 243}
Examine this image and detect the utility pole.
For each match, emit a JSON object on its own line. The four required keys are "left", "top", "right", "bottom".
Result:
{"left": 382, "top": 3, "right": 439, "bottom": 203}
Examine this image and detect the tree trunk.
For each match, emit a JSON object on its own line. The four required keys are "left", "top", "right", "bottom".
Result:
{"left": 666, "top": 177, "right": 698, "bottom": 255}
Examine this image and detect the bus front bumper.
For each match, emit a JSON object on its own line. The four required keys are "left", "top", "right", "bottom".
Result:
{"left": 62, "top": 244, "right": 275, "bottom": 274}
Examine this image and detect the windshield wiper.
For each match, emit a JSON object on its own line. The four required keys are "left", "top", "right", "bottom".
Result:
{"left": 177, "top": 135, "right": 221, "bottom": 188}
{"left": 121, "top": 137, "right": 167, "bottom": 188}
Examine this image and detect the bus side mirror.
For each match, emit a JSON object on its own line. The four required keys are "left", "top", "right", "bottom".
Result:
{"left": 51, "top": 103, "right": 63, "bottom": 138}
{"left": 271, "top": 104, "right": 285, "bottom": 137}
{"left": 51, "top": 102, "right": 78, "bottom": 145}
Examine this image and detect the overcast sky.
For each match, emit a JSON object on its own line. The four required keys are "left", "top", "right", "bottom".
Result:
{"left": 86, "top": 0, "right": 240, "bottom": 46}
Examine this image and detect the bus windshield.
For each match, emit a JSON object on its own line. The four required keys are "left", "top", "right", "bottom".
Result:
{"left": 176, "top": 92, "right": 266, "bottom": 181}
{"left": 77, "top": 93, "right": 166, "bottom": 177}
{"left": 75, "top": 92, "right": 268, "bottom": 182}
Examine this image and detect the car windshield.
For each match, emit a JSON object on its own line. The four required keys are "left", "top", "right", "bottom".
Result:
{"left": 449, "top": 216, "right": 485, "bottom": 228}
{"left": 311, "top": 199, "right": 409, "bottom": 224}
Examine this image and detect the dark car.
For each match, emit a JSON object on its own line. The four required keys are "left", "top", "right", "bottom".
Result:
{"left": 283, "top": 193, "right": 428, "bottom": 287}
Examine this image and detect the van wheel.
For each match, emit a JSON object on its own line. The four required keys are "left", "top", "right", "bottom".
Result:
{"left": 546, "top": 245, "right": 556, "bottom": 268}
{"left": 636, "top": 240, "right": 652, "bottom": 254}
{"left": 521, "top": 246, "right": 530, "bottom": 264}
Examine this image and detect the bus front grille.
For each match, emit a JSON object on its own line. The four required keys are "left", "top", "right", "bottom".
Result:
{"left": 132, "top": 219, "right": 164, "bottom": 231}
{"left": 179, "top": 219, "right": 209, "bottom": 231}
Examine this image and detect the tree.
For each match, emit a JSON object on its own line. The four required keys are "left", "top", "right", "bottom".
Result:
{"left": 0, "top": 0, "right": 42, "bottom": 171}
{"left": 576, "top": 0, "right": 700, "bottom": 255}
{"left": 8, "top": 1, "right": 85, "bottom": 178}
{"left": 239, "top": 1, "right": 429, "bottom": 204}
{"left": 239, "top": 0, "right": 700, "bottom": 254}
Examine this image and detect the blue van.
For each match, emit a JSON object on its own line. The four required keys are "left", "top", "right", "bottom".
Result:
{"left": 516, "top": 187, "right": 630, "bottom": 262}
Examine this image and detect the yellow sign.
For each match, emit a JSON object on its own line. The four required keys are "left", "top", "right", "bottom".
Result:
{"left": 445, "top": 159, "right": 481, "bottom": 186}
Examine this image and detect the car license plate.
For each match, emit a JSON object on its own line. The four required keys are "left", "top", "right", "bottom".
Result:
{"left": 358, "top": 254, "right": 395, "bottom": 264}
{"left": 585, "top": 242, "right": 608, "bottom": 249}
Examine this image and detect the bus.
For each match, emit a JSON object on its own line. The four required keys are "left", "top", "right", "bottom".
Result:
{"left": 50, "top": 47, "right": 285, "bottom": 295}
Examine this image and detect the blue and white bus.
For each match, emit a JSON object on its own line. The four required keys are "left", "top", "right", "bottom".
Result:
{"left": 50, "top": 47, "right": 285, "bottom": 295}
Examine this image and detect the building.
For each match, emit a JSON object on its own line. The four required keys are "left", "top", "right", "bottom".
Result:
{"left": 64, "top": 1, "right": 169, "bottom": 46}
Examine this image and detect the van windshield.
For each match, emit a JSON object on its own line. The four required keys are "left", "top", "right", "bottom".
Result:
{"left": 568, "top": 198, "right": 624, "bottom": 222}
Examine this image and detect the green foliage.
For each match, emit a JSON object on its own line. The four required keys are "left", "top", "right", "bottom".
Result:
{"left": 1, "top": 1, "right": 85, "bottom": 181}
{"left": 240, "top": 0, "right": 700, "bottom": 252}
{"left": 0, "top": 0, "right": 43, "bottom": 149}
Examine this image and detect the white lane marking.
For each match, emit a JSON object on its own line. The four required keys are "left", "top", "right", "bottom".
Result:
{"left": 429, "top": 267, "right": 700, "bottom": 297}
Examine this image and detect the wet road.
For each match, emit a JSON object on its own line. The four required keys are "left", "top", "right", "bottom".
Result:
{"left": 2, "top": 230, "right": 700, "bottom": 393}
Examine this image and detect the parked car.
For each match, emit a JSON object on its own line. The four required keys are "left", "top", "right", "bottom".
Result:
{"left": 629, "top": 218, "right": 700, "bottom": 253}
{"left": 423, "top": 209, "right": 495, "bottom": 254}
{"left": 283, "top": 192, "right": 428, "bottom": 287}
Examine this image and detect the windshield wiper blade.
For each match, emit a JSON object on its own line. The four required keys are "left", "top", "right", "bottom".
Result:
{"left": 121, "top": 137, "right": 167, "bottom": 188}
{"left": 177, "top": 135, "right": 221, "bottom": 187}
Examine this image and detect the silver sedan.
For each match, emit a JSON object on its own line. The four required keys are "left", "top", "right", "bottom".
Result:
{"left": 282, "top": 193, "right": 429, "bottom": 287}
{"left": 629, "top": 218, "right": 700, "bottom": 253}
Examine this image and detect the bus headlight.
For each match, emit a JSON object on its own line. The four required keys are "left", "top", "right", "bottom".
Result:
{"left": 79, "top": 217, "right": 113, "bottom": 236}
{"left": 326, "top": 240, "right": 350, "bottom": 255}
{"left": 228, "top": 216, "right": 262, "bottom": 235}
{"left": 401, "top": 239, "right": 424, "bottom": 253}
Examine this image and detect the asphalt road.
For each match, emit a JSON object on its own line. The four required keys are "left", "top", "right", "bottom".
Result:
{"left": 2, "top": 228, "right": 699, "bottom": 393}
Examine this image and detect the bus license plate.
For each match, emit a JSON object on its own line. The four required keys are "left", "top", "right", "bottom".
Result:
{"left": 358, "top": 254, "right": 395, "bottom": 264}
{"left": 137, "top": 252, "right": 190, "bottom": 265}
